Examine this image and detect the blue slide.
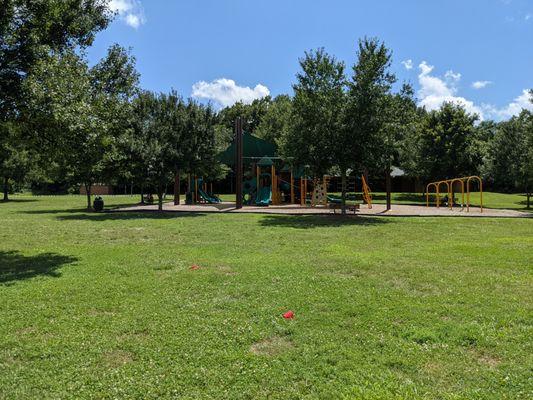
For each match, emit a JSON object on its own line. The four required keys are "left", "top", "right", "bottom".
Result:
{"left": 255, "top": 185, "right": 272, "bottom": 206}
{"left": 198, "top": 188, "right": 222, "bottom": 204}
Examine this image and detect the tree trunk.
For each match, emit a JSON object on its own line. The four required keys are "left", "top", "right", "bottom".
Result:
{"left": 341, "top": 169, "right": 347, "bottom": 215}
{"left": 3, "top": 177, "right": 8, "bottom": 202}
{"left": 85, "top": 183, "right": 92, "bottom": 210}
{"left": 140, "top": 184, "right": 145, "bottom": 204}
{"left": 174, "top": 169, "right": 181, "bottom": 205}
{"left": 527, "top": 192, "right": 531, "bottom": 209}
{"left": 385, "top": 168, "right": 392, "bottom": 211}
{"left": 157, "top": 182, "right": 163, "bottom": 211}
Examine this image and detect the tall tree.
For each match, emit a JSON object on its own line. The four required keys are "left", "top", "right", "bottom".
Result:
{"left": 343, "top": 38, "right": 396, "bottom": 211}
{"left": 255, "top": 95, "right": 293, "bottom": 145}
{"left": 129, "top": 92, "right": 218, "bottom": 211}
{"left": 281, "top": 48, "right": 345, "bottom": 181}
{"left": 484, "top": 110, "right": 532, "bottom": 208}
{"left": 0, "top": 122, "right": 30, "bottom": 201}
{"left": 410, "top": 102, "right": 482, "bottom": 181}
{"left": 24, "top": 46, "right": 139, "bottom": 209}
{"left": 0, "top": 0, "right": 112, "bottom": 200}
{"left": 380, "top": 84, "right": 418, "bottom": 209}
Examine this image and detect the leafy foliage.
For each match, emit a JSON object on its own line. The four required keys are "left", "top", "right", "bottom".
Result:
{"left": 281, "top": 48, "right": 345, "bottom": 177}
{"left": 23, "top": 46, "right": 139, "bottom": 208}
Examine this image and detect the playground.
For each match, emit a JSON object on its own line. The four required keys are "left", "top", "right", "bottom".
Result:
{"left": 129, "top": 129, "right": 530, "bottom": 219}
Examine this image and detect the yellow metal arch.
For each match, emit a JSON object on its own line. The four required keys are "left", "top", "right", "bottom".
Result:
{"left": 426, "top": 182, "right": 439, "bottom": 207}
{"left": 437, "top": 180, "right": 450, "bottom": 208}
{"left": 449, "top": 178, "right": 465, "bottom": 209}
{"left": 426, "top": 176, "right": 483, "bottom": 213}
{"left": 466, "top": 176, "right": 483, "bottom": 213}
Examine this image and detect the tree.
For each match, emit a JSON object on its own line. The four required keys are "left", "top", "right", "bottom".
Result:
{"left": 281, "top": 48, "right": 345, "bottom": 184}
{"left": 0, "top": 0, "right": 111, "bottom": 200}
{"left": 24, "top": 46, "right": 139, "bottom": 209}
{"left": 217, "top": 97, "right": 271, "bottom": 134}
{"left": 344, "top": 38, "right": 397, "bottom": 211}
{"left": 129, "top": 92, "right": 218, "bottom": 211}
{"left": 255, "top": 95, "right": 293, "bottom": 145}
{"left": 484, "top": 110, "right": 532, "bottom": 208}
{"left": 410, "top": 102, "right": 482, "bottom": 181}
{"left": 0, "top": 122, "right": 30, "bottom": 201}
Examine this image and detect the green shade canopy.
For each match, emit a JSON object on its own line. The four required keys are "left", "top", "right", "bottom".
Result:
{"left": 217, "top": 132, "right": 277, "bottom": 166}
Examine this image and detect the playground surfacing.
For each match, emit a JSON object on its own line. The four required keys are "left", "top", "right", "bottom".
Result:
{"left": 116, "top": 202, "right": 531, "bottom": 218}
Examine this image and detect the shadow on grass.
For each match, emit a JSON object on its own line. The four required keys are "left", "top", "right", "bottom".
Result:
{"left": 21, "top": 203, "right": 139, "bottom": 215}
{"left": 56, "top": 211, "right": 208, "bottom": 221}
{"left": 0, "top": 250, "right": 78, "bottom": 285}
{"left": 1, "top": 198, "right": 38, "bottom": 204}
{"left": 259, "top": 214, "right": 391, "bottom": 229}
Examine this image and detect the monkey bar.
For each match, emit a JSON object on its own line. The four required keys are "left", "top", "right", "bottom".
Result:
{"left": 426, "top": 176, "right": 483, "bottom": 212}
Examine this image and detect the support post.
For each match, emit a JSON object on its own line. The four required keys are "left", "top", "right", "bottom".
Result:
{"left": 174, "top": 169, "right": 180, "bottom": 205}
{"left": 235, "top": 117, "right": 243, "bottom": 209}
{"left": 385, "top": 168, "right": 391, "bottom": 211}
{"left": 194, "top": 176, "right": 198, "bottom": 204}
{"left": 290, "top": 169, "right": 295, "bottom": 204}
{"left": 304, "top": 178, "right": 308, "bottom": 207}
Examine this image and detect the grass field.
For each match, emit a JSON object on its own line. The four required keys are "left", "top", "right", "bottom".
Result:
{"left": 1, "top": 195, "right": 532, "bottom": 399}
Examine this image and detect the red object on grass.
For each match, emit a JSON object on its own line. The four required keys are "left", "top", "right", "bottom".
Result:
{"left": 283, "top": 311, "right": 294, "bottom": 319}
{"left": 190, "top": 264, "right": 200, "bottom": 270}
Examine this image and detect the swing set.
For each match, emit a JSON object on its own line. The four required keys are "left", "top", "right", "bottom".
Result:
{"left": 426, "top": 176, "right": 483, "bottom": 212}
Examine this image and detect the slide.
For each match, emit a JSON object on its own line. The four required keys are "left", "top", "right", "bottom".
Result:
{"left": 255, "top": 185, "right": 272, "bottom": 206}
{"left": 198, "top": 188, "right": 222, "bottom": 204}
{"left": 327, "top": 195, "right": 342, "bottom": 204}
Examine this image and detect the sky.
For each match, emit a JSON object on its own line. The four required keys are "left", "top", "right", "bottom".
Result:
{"left": 88, "top": 0, "right": 533, "bottom": 120}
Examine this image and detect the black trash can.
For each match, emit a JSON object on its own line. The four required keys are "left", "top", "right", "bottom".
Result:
{"left": 185, "top": 191, "right": 193, "bottom": 205}
{"left": 93, "top": 196, "right": 104, "bottom": 212}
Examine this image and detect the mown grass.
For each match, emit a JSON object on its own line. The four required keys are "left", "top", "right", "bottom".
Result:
{"left": 0, "top": 195, "right": 532, "bottom": 399}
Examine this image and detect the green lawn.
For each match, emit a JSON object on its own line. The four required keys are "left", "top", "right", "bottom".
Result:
{"left": 1, "top": 195, "right": 532, "bottom": 399}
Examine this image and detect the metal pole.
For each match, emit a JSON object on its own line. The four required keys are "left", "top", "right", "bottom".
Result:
{"left": 235, "top": 117, "right": 243, "bottom": 209}
{"left": 174, "top": 169, "right": 180, "bottom": 205}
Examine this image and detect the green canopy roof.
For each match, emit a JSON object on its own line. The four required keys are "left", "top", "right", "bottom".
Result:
{"left": 217, "top": 132, "right": 277, "bottom": 166}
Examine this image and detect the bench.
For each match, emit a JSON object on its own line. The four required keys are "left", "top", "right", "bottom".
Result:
{"left": 329, "top": 203, "right": 360, "bottom": 214}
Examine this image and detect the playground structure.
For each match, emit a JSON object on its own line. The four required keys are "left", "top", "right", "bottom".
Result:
{"left": 181, "top": 118, "right": 374, "bottom": 210}
{"left": 187, "top": 176, "right": 222, "bottom": 204}
{"left": 362, "top": 175, "right": 373, "bottom": 209}
{"left": 425, "top": 176, "right": 483, "bottom": 212}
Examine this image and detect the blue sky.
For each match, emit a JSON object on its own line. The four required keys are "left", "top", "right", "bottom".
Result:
{"left": 88, "top": 0, "right": 533, "bottom": 120}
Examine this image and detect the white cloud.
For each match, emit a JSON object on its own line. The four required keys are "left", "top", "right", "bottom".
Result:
{"left": 191, "top": 78, "right": 270, "bottom": 108}
{"left": 482, "top": 90, "right": 533, "bottom": 120}
{"left": 417, "top": 61, "right": 483, "bottom": 117}
{"left": 526, "top": 13, "right": 532, "bottom": 21}
{"left": 401, "top": 59, "right": 413, "bottom": 70}
{"left": 109, "top": 0, "right": 145, "bottom": 29}
{"left": 416, "top": 61, "right": 531, "bottom": 121}
{"left": 472, "top": 80, "right": 492, "bottom": 89}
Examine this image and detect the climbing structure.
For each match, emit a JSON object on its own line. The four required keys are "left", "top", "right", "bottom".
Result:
{"left": 361, "top": 175, "right": 372, "bottom": 209}
{"left": 311, "top": 179, "right": 327, "bottom": 206}
{"left": 425, "top": 176, "right": 483, "bottom": 212}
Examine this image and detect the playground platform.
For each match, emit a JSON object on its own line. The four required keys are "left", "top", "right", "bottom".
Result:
{"left": 114, "top": 202, "right": 531, "bottom": 218}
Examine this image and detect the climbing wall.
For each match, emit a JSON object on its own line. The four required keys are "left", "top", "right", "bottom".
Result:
{"left": 311, "top": 181, "right": 328, "bottom": 206}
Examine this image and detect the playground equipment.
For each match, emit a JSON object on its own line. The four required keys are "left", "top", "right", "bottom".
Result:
{"left": 311, "top": 176, "right": 329, "bottom": 206}
{"left": 426, "top": 176, "right": 483, "bottom": 212}
{"left": 255, "top": 157, "right": 273, "bottom": 206}
{"left": 361, "top": 175, "right": 372, "bottom": 209}
{"left": 189, "top": 176, "right": 222, "bottom": 204}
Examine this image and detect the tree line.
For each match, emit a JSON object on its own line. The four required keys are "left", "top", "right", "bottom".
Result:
{"left": 1, "top": 1, "right": 531, "bottom": 211}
